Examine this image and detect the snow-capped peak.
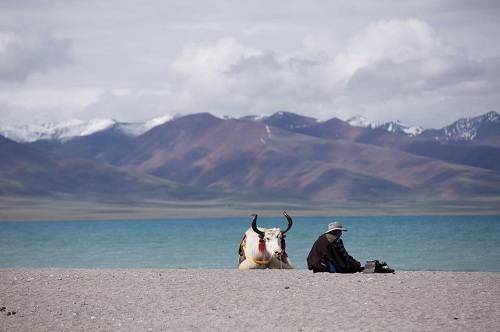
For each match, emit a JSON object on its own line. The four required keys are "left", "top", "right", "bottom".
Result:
{"left": 378, "top": 120, "right": 423, "bottom": 137}
{"left": 117, "top": 115, "right": 172, "bottom": 136}
{"left": 403, "top": 125, "right": 424, "bottom": 136}
{"left": 482, "top": 110, "right": 500, "bottom": 123}
{"left": 346, "top": 115, "right": 376, "bottom": 128}
{"left": 77, "top": 119, "right": 116, "bottom": 137}
{"left": 347, "top": 115, "right": 424, "bottom": 136}
{"left": 239, "top": 114, "right": 267, "bottom": 122}
{"left": 0, "top": 115, "right": 172, "bottom": 143}
{"left": 144, "top": 114, "right": 172, "bottom": 129}
{"left": 0, "top": 118, "right": 116, "bottom": 143}
{"left": 441, "top": 110, "right": 499, "bottom": 141}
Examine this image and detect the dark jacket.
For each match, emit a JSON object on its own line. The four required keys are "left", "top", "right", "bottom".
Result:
{"left": 307, "top": 234, "right": 362, "bottom": 273}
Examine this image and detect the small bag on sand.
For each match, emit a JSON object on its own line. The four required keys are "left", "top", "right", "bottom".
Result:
{"left": 363, "top": 260, "right": 395, "bottom": 273}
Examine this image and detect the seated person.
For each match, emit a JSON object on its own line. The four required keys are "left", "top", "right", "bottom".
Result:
{"left": 307, "top": 221, "right": 362, "bottom": 273}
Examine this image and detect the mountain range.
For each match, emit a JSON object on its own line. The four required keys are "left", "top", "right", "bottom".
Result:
{"left": 1, "top": 110, "right": 499, "bottom": 208}
{"left": 3, "top": 111, "right": 498, "bottom": 143}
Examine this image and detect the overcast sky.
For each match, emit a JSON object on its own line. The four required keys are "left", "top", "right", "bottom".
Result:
{"left": 1, "top": 0, "right": 499, "bottom": 128}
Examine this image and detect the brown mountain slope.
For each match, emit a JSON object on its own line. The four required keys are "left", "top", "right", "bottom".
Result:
{"left": 265, "top": 112, "right": 500, "bottom": 172}
{"left": 0, "top": 135, "right": 209, "bottom": 200}
{"left": 97, "top": 114, "right": 500, "bottom": 201}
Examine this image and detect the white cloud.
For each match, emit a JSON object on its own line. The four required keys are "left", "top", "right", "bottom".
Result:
{"left": 0, "top": 100, "right": 77, "bottom": 125}
{"left": 78, "top": 89, "right": 175, "bottom": 122}
{"left": 0, "top": 31, "right": 72, "bottom": 82}
{"left": 168, "top": 37, "right": 330, "bottom": 116}
{"left": 326, "top": 19, "right": 453, "bottom": 88}
{"left": 0, "top": 88, "right": 176, "bottom": 125}
{"left": 160, "top": 18, "right": 500, "bottom": 127}
{"left": 0, "top": 88, "right": 100, "bottom": 109}
{"left": 1, "top": 3, "right": 499, "bottom": 129}
{"left": 170, "top": 38, "right": 261, "bottom": 97}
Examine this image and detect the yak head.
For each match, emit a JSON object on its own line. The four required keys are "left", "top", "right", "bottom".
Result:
{"left": 247, "top": 211, "right": 293, "bottom": 261}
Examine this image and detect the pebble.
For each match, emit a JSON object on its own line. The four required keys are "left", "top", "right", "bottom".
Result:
{"left": 91, "top": 316, "right": 96, "bottom": 320}
{"left": 0, "top": 306, "right": 6, "bottom": 312}
{"left": 284, "top": 286, "right": 290, "bottom": 289}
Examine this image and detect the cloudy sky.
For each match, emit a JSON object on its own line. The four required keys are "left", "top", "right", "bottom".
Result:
{"left": 1, "top": 0, "right": 499, "bottom": 128}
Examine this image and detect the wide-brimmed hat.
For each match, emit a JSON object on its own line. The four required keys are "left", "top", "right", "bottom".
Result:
{"left": 325, "top": 221, "right": 347, "bottom": 234}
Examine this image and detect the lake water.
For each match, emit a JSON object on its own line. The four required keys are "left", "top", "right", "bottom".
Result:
{"left": 1, "top": 215, "right": 499, "bottom": 271}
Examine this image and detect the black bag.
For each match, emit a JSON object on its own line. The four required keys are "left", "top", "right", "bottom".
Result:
{"left": 363, "top": 260, "right": 395, "bottom": 273}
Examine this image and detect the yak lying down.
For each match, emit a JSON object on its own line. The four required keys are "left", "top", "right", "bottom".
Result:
{"left": 238, "top": 211, "right": 293, "bottom": 269}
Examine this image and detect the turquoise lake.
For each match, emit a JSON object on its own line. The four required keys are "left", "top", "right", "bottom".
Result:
{"left": 1, "top": 215, "right": 499, "bottom": 271}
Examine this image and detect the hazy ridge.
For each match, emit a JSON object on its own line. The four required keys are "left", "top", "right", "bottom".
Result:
{"left": 1, "top": 111, "right": 499, "bottom": 219}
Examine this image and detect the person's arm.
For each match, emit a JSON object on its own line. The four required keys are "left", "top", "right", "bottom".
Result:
{"left": 337, "top": 239, "right": 362, "bottom": 271}
{"left": 308, "top": 237, "right": 329, "bottom": 271}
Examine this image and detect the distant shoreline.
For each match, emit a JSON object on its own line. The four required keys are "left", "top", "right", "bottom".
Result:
{"left": 1, "top": 269, "right": 499, "bottom": 331}
{"left": 1, "top": 196, "right": 499, "bottom": 222}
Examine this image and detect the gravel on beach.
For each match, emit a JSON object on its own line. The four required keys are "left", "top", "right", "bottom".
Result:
{"left": 1, "top": 269, "right": 499, "bottom": 331}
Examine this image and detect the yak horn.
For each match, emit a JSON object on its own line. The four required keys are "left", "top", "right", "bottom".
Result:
{"left": 282, "top": 211, "right": 293, "bottom": 234}
{"left": 251, "top": 214, "right": 265, "bottom": 237}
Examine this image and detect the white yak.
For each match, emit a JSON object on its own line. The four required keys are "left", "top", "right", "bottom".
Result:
{"left": 238, "top": 211, "right": 293, "bottom": 269}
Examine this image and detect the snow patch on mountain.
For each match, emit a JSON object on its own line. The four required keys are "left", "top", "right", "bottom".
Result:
{"left": 0, "top": 115, "right": 172, "bottom": 143}
{"left": 265, "top": 125, "right": 272, "bottom": 138}
{"left": 404, "top": 125, "right": 424, "bottom": 136}
{"left": 239, "top": 114, "right": 267, "bottom": 122}
{"left": 346, "top": 115, "right": 375, "bottom": 128}
{"left": 346, "top": 115, "right": 422, "bottom": 136}
{"left": 379, "top": 120, "right": 423, "bottom": 137}
{"left": 117, "top": 115, "right": 172, "bottom": 136}
{"left": 441, "top": 110, "right": 499, "bottom": 141}
{"left": 0, "top": 119, "right": 115, "bottom": 143}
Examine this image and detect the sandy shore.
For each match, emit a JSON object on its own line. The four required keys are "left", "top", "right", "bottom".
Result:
{"left": 1, "top": 269, "right": 499, "bottom": 331}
